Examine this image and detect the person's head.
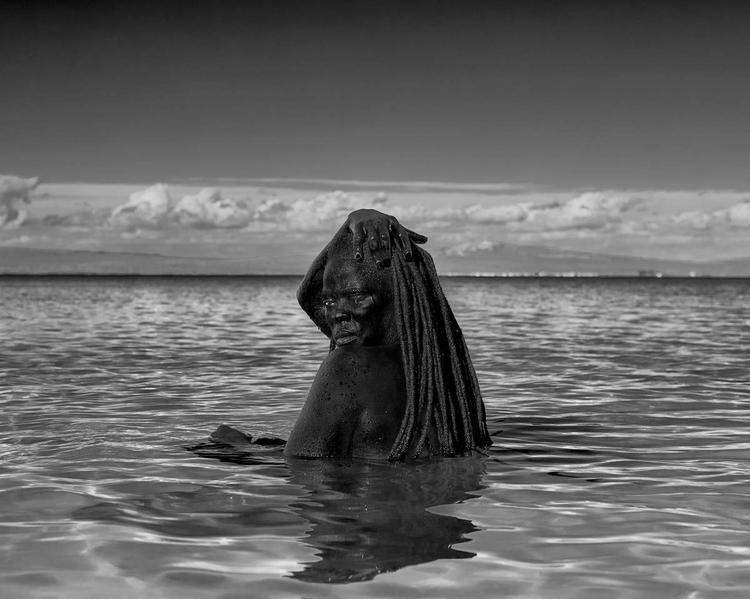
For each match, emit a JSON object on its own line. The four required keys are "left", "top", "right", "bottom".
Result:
{"left": 321, "top": 234, "right": 398, "bottom": 348}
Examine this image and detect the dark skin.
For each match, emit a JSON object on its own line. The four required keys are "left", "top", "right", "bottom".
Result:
{"left": 283, "top": 344, "right": 406, "bottom": 459}
{"left": 347, "top": 208, "right": 427, "bottom": 267}
{"left": 322, "top": 255, "right": 398, "bottom": 348}
{"left": 284, "top": 243, "right": 409, "bottom": 459}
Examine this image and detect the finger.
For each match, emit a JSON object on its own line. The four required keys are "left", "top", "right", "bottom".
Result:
{"left": 368, "top": 228, "right": 379, "bottom": 253}
{"left": 368, "top": 225, "right": 386, "bottom": 268}
{"left": 390, "top": 222, "right": 405, "bottom": 252}
{"left": 405, "top": 227, "right": 428, "bottom": 244}
{"left": 367, "top": 227, "right": 379, "bottom": 265}
{"left": 397, "top": 229, "right": 413, "bottom": 261}
{"left": 378, "top": 228, "right": 391, "bottom": 267}
{"left": 352, "top": 223, "right": 366, "bottom": 261}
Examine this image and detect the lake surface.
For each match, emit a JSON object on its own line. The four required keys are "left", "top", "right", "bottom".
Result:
{"left": 1, "top": 275, "right": 748, "bottom": 598}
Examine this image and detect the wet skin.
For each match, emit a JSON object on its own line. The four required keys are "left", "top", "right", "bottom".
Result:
{"left": 320, "top": 253, "right": 398, "bottom": 348}
{"left": 284, "top": 255, "right": 407, "bottom": 459}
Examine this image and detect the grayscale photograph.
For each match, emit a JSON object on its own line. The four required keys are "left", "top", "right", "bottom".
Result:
{"left": 1, "top": 1, "right": 748, "bottom": 597}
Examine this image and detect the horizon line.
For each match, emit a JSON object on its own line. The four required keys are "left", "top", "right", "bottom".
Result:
{"left": 1, "top": 273, "right": 747, "bottom": 280}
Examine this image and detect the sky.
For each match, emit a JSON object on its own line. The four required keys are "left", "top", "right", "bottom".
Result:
{"left": 2, "top": 0, "right": 750, "bottom": 188}
{"left": 2, "top": 1, "right": 750, "bottom": 274}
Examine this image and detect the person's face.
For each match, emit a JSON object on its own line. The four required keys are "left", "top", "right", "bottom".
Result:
{"left": 321, "top": 256, "right": 397, "bottom": 347}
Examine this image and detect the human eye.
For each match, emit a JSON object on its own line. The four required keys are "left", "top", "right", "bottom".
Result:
{"left": 321, "top": 297, "right": 335, "bottom": 309}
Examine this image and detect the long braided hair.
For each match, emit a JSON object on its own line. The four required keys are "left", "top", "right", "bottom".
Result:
{"left": 298, "top": 229, "right": 491, "bottom": 460}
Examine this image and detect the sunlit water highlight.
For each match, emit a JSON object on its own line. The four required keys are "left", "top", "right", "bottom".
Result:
{"left": 1, "top": 276, "right": 748, "bottom": 598}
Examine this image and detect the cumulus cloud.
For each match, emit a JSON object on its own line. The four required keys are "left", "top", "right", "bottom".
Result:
{"left": 29, "top": 182, "right": 699, "bottom": 240}
{"left": 174, "top": 188, "right": 251, "bottom": 228}
{"left": 389, "top": 192, "right": 646, "bottom": 232}
{"left": 483, "top": 192, "right": 645, "bottom": 232}
{"left": 722, "top": 200, "right": 750, "bottom": 227}
{"left": 0, "top": 174, "right": 39, "bottom": 228}
{"left": 107, "top": 184, "right": 253, "bottom": 229}
{"left": 11, "top": 179, "right": 750, "bottom": 268}
{"left": 671, "top": 210, "right": 715, "bottom": 230}
{"left": 252, "top": 190, "right": 390, "bottom": 230}
{"left": 26, "top": 181, "right": 750, "bottom": 256}
{"left": 534, "top": 192, "right": 643, "bottom": 230}
{"left": 103, "top": 185, "right": 393, "bottom": 232}
{"left": 110, "top": 183, "right": 173, "bottom": 228}
{"left": 86, "top": 185, "right": 720, "bottom": 245}
{"left": 672, "top": 198, "right": 750, "bottom": 230}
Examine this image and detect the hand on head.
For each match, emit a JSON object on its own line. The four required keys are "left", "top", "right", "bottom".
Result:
{"left": 345, "top": 209, "right": 427, "bottom": 268}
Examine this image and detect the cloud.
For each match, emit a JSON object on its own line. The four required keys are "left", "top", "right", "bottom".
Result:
{"left": 42, "top": 210, "right": 110, "bottom": 227}
{"left": 174, "top": 188, "right": 252, "bottom": 228}
{"left": 483, "top": 192, "right": 646, "bottom": 232}
{"left": 388, "top": 192, "right": 646, "bottom": 232}
{"left": 13, "top": 181, "right": 750, "bottom": 266}
{"left": 252, "top": 190, "right": 390, "bottom": 231}
{"left": 443, "top": 239, "right": 502, "bottom": 256}
{"left": 106, "top": 184, "right": 254, "bottom": 229}
{"left": 110, "top": 183, "right": 173, "bottom": 228}
{"left": 533, "top": 192, "right": 643, "bottom": 230}
{"left": 722, "top": 200, "right": 750, "bottom": 227}
{"left": 671, "top": 210, "right": 715, "bottom": 230}
{"left": 27, "top": 182, "right": 741, "bottom": 239}
{"left": 102, "top": 185, "right": 391, "bottom": 231}
{"left": 0, "top": 174, "right": 39, "bottom": 228}
{"left": 672, "top": 198, "right": 750, "bottom": 230}
{"left": 463, "top": 203, "right": 530, "bottom": 225}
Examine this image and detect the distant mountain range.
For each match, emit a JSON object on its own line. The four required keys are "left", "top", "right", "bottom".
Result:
{"left": 1, "top": 244, "right": 747, "bottom": 276}
{"left": 432, "top": 242, "right": 750, "bottom": 277}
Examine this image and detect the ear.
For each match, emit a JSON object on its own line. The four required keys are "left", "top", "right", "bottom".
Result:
{"left": 297, "top": 246, "right": 331, "bottom": 338}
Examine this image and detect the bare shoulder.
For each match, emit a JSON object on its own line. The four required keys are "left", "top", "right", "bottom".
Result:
{"left": 284, "top": 345, "right": 405, "bottom": 459}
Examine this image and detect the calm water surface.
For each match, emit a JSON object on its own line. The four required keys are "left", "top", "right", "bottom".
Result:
{"left": 1, "top": 276, "right": 748, "bottom": 598}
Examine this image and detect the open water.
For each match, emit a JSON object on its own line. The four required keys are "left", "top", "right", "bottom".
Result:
{"left": 0, "top": 275, "right": 748, "bottom": 598}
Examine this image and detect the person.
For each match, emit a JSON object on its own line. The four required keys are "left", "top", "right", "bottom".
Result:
{"left": 284, "top": 209, "right": 491, "bottom": 461}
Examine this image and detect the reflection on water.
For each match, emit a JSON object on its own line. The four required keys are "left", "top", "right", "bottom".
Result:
{"left": 185, "top": 439, "right": 485, "bottom": 583}
{"left": 290, "top": 457, "right": 485, "bottom": 583}
{"left": 1, "top": 276, "right": 749, "bottom": 598}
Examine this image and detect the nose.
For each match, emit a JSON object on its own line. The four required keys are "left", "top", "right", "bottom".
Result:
{"left": 333, "top": 298, "right": 352, "bottom": 323}
{"left": 334, "top": 308, "right": 351, "bottom": 323}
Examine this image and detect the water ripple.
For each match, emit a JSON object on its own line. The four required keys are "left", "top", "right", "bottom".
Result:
{"left": 1, "top": 276, "right": 749, "bottom": 598}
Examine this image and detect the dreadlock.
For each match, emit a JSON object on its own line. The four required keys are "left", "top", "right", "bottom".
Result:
{"left": 387, "top": 246, "right": 491, "bottom": 460}
{"left": 297, "top": 225, "right": 491, "bottom": 461}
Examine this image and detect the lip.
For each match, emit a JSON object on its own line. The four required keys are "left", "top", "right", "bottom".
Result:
{"left": 334, "top": 333, "right": 359, "bottom": 346}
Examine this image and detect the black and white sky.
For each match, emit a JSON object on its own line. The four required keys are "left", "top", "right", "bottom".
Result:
{"left": 2, "top": 1, "right": 750, "bottom": 274}
{"left": 3, "top": 0, "right": 750, "bottom": 188}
